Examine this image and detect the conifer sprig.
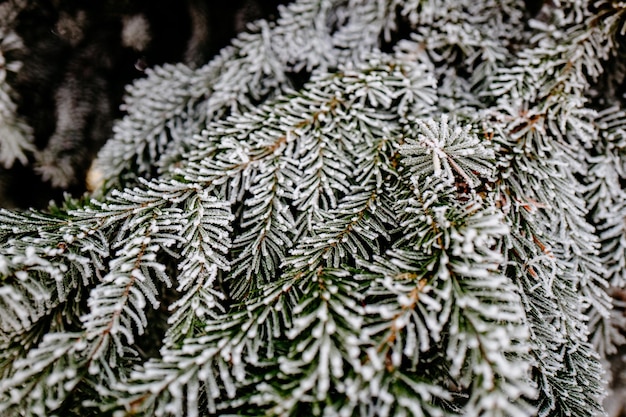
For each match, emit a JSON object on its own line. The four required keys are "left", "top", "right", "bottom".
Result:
{"left": 2, "top": 0, "right": 626, "bottom": 416}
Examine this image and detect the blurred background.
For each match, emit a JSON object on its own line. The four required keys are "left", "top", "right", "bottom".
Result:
{"left": 0, "top": 0, "right": 288, "bottom": 208}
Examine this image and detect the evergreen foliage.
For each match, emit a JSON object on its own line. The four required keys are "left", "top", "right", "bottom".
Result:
{"left": 0, "top": 0, "right": 33, "bottom": 170}
{"left": 1, "top": 0, "right": 626, "bottom": 416}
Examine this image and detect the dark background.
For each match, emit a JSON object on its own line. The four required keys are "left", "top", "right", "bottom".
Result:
{"left": 0, "top": 0, "right": 289, "bottom": 208}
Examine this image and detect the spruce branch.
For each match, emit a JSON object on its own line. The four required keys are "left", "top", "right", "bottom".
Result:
{"left": 95, "top": 0, "right": 412, "bottom": 193}
{"left": 0, "top": 22, "right": 34, "bottom": 169}
{"left": 3, "top": 0, "right": 626, "bottom": 415}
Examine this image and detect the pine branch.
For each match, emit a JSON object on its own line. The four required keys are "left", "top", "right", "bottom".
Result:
{"left": 3, "top": 0, "right": 626, "bottom": 415}
{"left": 0, "top": 21, "right": 34, "bottom": 169}
{"left": 95, "top": 0, "right": 411, "bottom": 193}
